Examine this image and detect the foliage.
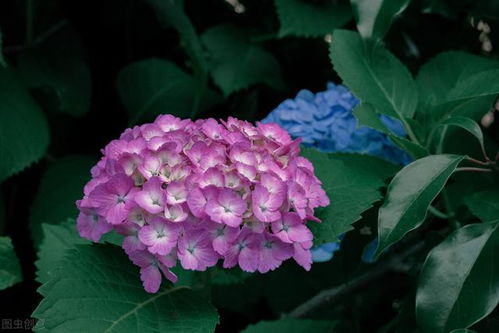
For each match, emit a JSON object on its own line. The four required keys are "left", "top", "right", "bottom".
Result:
{"left": 0, "top": 0, "right": 499, "bottom": 332}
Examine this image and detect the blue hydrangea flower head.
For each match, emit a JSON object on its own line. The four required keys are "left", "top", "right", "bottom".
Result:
{"left": 262, "top": 83, "right": 413, "bottom": 262}
{"left": 262, "top": 82, "right": 411, "bottom": 165}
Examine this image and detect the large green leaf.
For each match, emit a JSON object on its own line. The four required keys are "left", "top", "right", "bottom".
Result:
{"left": 201, "top": 25, "right": 283, "bottom": 96}
{"left": 330, "top": 29, "right": 418, "bottom": 122}
{"left": 388, "top": 135, "right": 429, "bottom": 159}
{"left": 29, "top": 155, "right": 95, "bottom": 247}
{"left": 116, "top": 58, "right": 220, "bottom": 124}
{"left": 242, "top": 318, "right": 337, "bottom": 332}
{"left": 145, "top": 0, "right": 206, "bottom": 76}
{"left": 416, "top": 51, "right": 499, "bottom": 106}
{"left": 302, "top": 149, "right": 399, "bottom": 244}
{"left": 417, "top": 52, "right": 499, "bottom": 125}
{"left": 33, "top": 244, "right": 219, "bottom": 332}
{"left": 0, "top": 67, "right": 50, "bottom": 182}
{"left": 448, "top": 69, "right": 499, "bottom": 101}
{"left": 36, "top": 220, "right": 89, "bottom": 284}
{"left": 351, "top": 0, "right": 410, "bottom": 40}
{"left": 375, "top": 154, "right": 465, "bottom": 257}
{"left": 273, "top": 0, "right": 352, "bottom": 38}
{"left": 0, "top": 236, "right": 22, "bottom": 290}
{"left": 465, "top": 190, "right": 499, "bottom": 222}
{"left": 17, "top": 29, "right": 92, "bottom": 117}
{"left": 416, "top": 221, "right": 499, "bottom": 332}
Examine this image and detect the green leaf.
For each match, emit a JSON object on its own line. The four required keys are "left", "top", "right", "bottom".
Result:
{"left": 302, "top": 149, "right": 399, "bottom": 243}
{"left": 201, "top": 24, "right": 283, "bottom": 96}
{"left": 351, "top": 0, "right": 410, "bottom": 40}
{"left": 450, "top": 330, "right": 477, "bottom": 333}
{"left": 439, "top": 116, "right": 484, "bottom": 147}
{"left": 36, "top": 220, "right": 89, "bottom": 284}
{"left": 17, "top": 29, "right": 92, "bottom": 117}
{"left": 116, "top": 58, "right": 220, "bottom": 124}
{"left": 273, "top": 0, "right": 352, "bottom": 38}
{"left": 0, "top": 236, "right": 22, "bottom": 290}
{"left": 29, "top": 155, "right": 95, "bottom": 247}
{"left": 416, "top": 221, "right": 499, "bottom": 332}
{"left": 416, "top": 51, "right": 499, "bottom": 106}
{"left": 33, "top": 244, "right": 219, "bottom": 332}
{"left": 465, "top": 190, "right": 499, "bottom": 222}
{"left": 0, "top": 27, "right": 6, "bottom": 67}
{"left": 448, "top": 69, "right": 499, "bottom": 101}
{"left": 388, "top": 134, "right": 429, "bottom": 159}
{"left": 145, "top": 0, "right": 206, "bottom": 76}
{"left": 375, "top": 154, "right": 465, "bottom": 257}
{"left": 242, "top": 318, "right": 337, "bottom": 332}
{"left": 330, "top": 29, "right": 418, "bottom": 121}
{"left": 353, "top": 103, "right": 390, "bottom": 134}
{"left": 0, "top": 66, "right": 50, "bottom": 182}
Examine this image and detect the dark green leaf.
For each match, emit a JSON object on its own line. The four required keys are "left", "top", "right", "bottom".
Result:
{"left": 426, "top": 96, "right": 496, "bottom": 125}
{"left": 416, "top": 221, "right": 499, "bottom": 332}
{"left": 450, "top": 330, "right": 477, "bottom": 333}
{"left": 17, "top": 29, "right": 92, "bottom": 117}
{"left": 116, "top": 58, "right": 220, "bottom": 124}
{"left": 375, "top": 154, "right": 465, "bottom": 257}
{"left": 448, "top": 69, "right": 499, "bottom": 101}
{"left": 351, "top": 0, "right": 410, "bottom": 40}
{"left": 353, "top": 103, "right": 390, "bottom": 134}
{"left": 273, "top": 0, "right": 352, "bottom": 38}
{"left": 330, "top": 29, "right": 418, "bottom": 122}
{"left": 439, "top": 116, "right": 484, "bottom": 147}
{"left": 145, "top": 0, "right": 206, "bottom": 75}
{"left": 0, "top": 66, "right": 50, "bottom": 182}
{"left": 242, "top": 318, "right": 337, "bottom": 332}
{"left": 302, "top": 149, "right": 399, "bottom": 243}
{"left": 36, "top": 220, "right": 89, "bottom": 284}
{"left": 388, "top": 134, "right": 429, "bottom": 159}
{"left": 465, "top": 190, "right": 499, "bottom": 222}
{"left": 29, "top": 155, "right": 95, "bottom": 247}
{"left": 0, "top": 236, "right": 22, "bottom": 290}
{"left": 33, "top": 244, "right": 219, "bottom": 332}
{"left": 201, "top": 24, "right": 283, "bottom": 96}
{"left": 416, "top": 51, "right": 499, "bottom": 107}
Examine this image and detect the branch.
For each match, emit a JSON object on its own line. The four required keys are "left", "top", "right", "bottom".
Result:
{"left": 286, "top": 242, "right": 425, "bottom": 318}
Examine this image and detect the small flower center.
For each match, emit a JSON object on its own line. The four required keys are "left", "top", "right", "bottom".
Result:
{"left": 116, "top": 195, "right": 126, "bottom": 204}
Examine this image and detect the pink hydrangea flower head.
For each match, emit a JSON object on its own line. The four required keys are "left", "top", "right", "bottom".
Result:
{"left": 76, "top": 115, "right": 329, "bottom": 293}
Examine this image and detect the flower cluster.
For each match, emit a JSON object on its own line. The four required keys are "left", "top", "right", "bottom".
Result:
{"left": 262, "top": 82, "right": 411, "bottom": 165}
{"left": 262, "top": 83, "right": 412, "bottom": 262}
{"left": 76, "top": 115, "right": 329, "bottom": 292}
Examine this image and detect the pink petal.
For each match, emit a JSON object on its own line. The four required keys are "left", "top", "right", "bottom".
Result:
{"left": 141, "top": 265, "right": 162, "bottom": 293}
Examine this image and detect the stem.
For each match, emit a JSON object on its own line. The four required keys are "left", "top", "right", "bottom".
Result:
{"left": 191, "top": 73, "right": 208, "bottom": 118}
{"left": 465, "top": 156, "right": 490, "bottom": 166}
{"left": 400, "top": 117, "right": 420, "bottom": 145}
{"left": 436, "top": 126, "right": 448, "bottom": 154}
{"left": 286, "top": 242, "right": 425, "bottom": 318}
{"left": 454, "top": 167, "right": 493, "bottom": 173}
{"left": 428, "top": 205, "right": 451, "bottom": 219}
